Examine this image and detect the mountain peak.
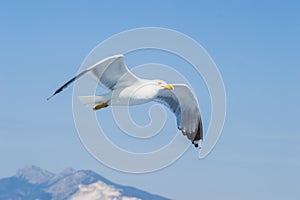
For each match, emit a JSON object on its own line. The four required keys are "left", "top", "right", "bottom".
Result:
{"left": 70, "top": 181, "right": 141, "bottom": 200}
{"left": 15, "top": 165, "right": 54, "bottom": 184}
{"left": 2, "top": 165, "right": 170, "bottom": 200}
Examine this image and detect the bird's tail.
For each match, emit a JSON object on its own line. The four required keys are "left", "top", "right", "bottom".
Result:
{"left": 78, "top": 96, "right": 108, "bottom": 108}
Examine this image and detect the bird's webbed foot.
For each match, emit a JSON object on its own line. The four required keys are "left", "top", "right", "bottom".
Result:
{"left": 93, "top": 102, "right": 109, "bottom": 110}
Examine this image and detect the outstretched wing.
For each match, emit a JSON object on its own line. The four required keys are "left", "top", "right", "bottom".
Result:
{"left": 47, "top": 54, "right": 140, "bottom": 100}
{"left": 87, "top": 54, "right": 140, "bottom": 89}
{"left": 154, "top": 84, "right": 203, "bottom": 148}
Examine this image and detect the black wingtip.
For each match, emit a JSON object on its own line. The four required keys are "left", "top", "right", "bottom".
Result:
{"left": 192, "top": 140, "right": 202, "bottom": 149}
{"left": 47, "top": 93, "right": 55, "bottom": 101}
{"left": 46, "top": 69, "right": 89, "bottom": 101}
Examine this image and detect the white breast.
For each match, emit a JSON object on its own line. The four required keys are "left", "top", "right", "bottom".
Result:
{"left": 110, "top": 84, "right": 159, "bottom": 106}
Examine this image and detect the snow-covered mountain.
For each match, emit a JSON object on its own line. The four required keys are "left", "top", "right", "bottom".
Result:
{"left": 0, "top": 165, "right": 170, "bottom": 200}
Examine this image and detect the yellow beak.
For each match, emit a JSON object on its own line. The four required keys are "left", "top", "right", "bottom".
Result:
{"left": 164, "top": 84, "right": 174, "bottom": 90}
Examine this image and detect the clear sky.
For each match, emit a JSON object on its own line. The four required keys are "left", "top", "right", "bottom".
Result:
{"left": 1, "top": 0, "right": 300, "bottom": 199}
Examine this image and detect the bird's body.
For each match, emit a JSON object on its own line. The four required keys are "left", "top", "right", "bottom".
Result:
{"left": 110, "top": 80, "right": 161, "bottom": 105}
{"left": 79, "top": 79, "right": 163, "bottom": 107}
{"left": 48, "top": 55, "right": 203, "bottom": 148}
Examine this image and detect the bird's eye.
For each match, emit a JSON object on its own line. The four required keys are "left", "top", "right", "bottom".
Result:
{"left": 158, "top": 81, "right": 163, "bottom": 85}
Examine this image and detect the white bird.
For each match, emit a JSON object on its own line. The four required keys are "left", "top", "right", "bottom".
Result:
{"left": 48, "top": 55, "right": 203, "bottom": 148}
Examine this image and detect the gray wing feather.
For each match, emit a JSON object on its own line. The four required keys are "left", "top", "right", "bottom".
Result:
{"left": 47, "top": 55, "right": 139, "bottom": 100}
{"left": 155, "top": 84, "right": 203, "bottom": 148}
{"left": 87, "top": 55, "right": 139, "bottom": 89}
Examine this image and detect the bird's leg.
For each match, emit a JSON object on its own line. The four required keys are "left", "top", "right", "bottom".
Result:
{"left": 93, "top": 102, "right": 109, "bottom": 110}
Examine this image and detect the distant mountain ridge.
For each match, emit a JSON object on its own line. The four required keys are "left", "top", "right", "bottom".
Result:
{"left": 0, "top": 165, "right": 170, "bottom": 200}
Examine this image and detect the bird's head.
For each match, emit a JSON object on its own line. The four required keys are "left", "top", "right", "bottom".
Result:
{"left": 156, "top": 80, "right": 174, "bottom": 90}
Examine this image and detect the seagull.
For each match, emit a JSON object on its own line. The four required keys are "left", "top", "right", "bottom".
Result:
{"left": 48, "top": 55, "right": 203, "bottom": 148}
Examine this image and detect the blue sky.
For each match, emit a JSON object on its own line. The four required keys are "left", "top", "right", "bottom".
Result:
{"left": 1, "top": 0, "right": 300, "bottom": 199}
